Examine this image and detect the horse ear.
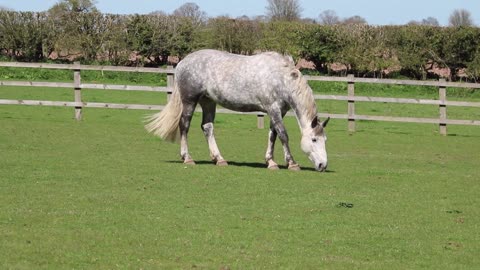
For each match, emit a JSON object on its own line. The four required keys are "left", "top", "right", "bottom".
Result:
{"left": 311, "top": 116, "right": 319, "bottom": 129}
{"left": 322, "top": 117, "right": 330, "bottom": 128}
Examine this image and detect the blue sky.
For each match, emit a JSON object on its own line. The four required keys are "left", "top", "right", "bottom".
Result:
{"left": 1, "top": 0, "right": 479, "bottom": 26}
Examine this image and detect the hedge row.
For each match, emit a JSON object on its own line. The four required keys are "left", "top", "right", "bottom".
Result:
{"left": 0, "top": 11, "right": 479, "bottom": 81}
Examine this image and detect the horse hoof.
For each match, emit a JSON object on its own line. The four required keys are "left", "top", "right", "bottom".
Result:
{"left": 216, "top": 160, "right": 228, "bottom": 166}
{"left": 268, "top": 165, "right": 280, "bottom": 170}
{"left": 184, "top": 159, "right": 196, "bottom": 165}
{"left": 288, "top": 164, "right": 301, "bottom": 171}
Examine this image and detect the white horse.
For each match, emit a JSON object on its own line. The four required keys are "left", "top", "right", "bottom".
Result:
{"left": 146, "top": 49, "right": 329, "bottom": 172}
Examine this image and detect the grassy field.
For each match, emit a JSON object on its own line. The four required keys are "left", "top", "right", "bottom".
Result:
{"left": 0, "top": 67, "right": 167, "bottom": 86}
{"left": 1, "top": 103, "right": 480, "bottom": 269}
{"left": 1, "top": 72, "right": 480, "bottom": 268}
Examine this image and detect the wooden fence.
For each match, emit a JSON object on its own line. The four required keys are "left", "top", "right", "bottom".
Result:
{"left": 1, "top": 62, "right": 479, "bottom": 135}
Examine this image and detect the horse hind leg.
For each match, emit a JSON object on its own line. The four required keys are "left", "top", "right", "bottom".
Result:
{"left": 265, "top": 125, "right": 279, "bottom": 170}
{"left": 200, "top": 99, "right": 227, "bottom": 166}
{"left": 179, "top": 101, "right": 197, "bottom": 165}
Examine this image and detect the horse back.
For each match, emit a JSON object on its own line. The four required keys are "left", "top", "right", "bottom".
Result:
{"left": 175, "top": 50, "right": 295, "bottom": 112}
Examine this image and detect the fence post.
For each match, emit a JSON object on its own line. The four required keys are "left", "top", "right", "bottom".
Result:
{"left": 257, "top": 114, "right": 265, "bottom": 129}
{"left": 167, "top": 65, "right": 174, "bottom": 102}
{"left": 439, "top": 78, "right": 447, "bottom": 135}
{"left": 347, "top": 74, "right": 355, "bottom": 133}
{"left": 73, "top": 61, "right": 82, "bottom": 121}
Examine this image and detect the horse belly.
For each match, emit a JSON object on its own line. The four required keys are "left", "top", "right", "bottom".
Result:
{"left": 206, "top": 87, "right": 265, "bottom": 113}
{"left": 219, "top": 101, "right": 264, "bottom": 112}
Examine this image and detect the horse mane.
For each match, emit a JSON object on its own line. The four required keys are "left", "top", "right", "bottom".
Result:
{"left": 290, "top": 69, "right": 318, "bottom": 123}
{"left": 260, "top": 51, "right": 317, "bottom": 122}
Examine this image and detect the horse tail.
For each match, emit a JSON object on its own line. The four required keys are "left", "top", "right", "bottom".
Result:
{"left": 145, "top": 81, "right": 182, "bottom": 143}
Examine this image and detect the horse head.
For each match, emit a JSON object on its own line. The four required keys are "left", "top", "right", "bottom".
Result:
{"left": 301, "top": 116, "right": 330, "bottom": 172}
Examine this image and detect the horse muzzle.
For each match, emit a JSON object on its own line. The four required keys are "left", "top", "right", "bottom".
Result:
{"left": 316, "top": 163, "right": 327, "bottom": 172}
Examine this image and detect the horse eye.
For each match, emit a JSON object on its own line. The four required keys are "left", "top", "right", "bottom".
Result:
{"left": 312, "top": 138, "right": 317, "bottom": 143}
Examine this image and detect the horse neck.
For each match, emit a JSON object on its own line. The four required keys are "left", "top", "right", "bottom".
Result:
{"left": 288, "top": 79, "right": 318, "bottom": 134}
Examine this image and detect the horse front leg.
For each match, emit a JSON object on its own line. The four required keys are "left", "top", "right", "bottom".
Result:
{"left": 269, "top": 113, "right": 300, "bottom": 171}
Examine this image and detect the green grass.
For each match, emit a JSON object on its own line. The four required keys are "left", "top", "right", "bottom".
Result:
{"left": 1, "top": 103, "right": 480, "bottom": 269}
{"left": 0, "top": 86, "right": 168, "bottom": 106}
{"left": 0, "top": 67, "right": 167, "bottom": 86}
{"left": 309, "top": 81, "right": 480, "bottom": 100}
{"left": 308, "top": 81, "right": 480, "bottom": 120}
{"left": 1, "top": 74, "right": 480, "bottom": 268}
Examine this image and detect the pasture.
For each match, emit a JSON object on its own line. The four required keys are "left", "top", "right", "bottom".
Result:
{"left": 1, "top": 78, "right": 480, "bottom": 268}
{"left": 1, "top": 109, "right": 480, "bottom": 268}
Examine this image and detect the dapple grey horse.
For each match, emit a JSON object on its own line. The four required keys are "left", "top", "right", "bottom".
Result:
{"left": 146, "top": 49, "right": 329, "bottom": 172}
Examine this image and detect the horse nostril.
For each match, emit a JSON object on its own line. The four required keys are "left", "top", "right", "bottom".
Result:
{"left": 317, "top": 163, "right": 327, "bottom": 172}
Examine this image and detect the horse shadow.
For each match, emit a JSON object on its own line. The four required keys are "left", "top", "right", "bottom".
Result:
{"left": 167, "top": 160, "right": 335, "bottom": 172}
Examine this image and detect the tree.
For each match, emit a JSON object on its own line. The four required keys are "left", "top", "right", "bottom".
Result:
{"left": 0, "top": 11, "right": 53, "bottom": 61}
{"left": 150, "top": 10, "right": 167, "bottom": 16}
{"left": 449, "top": 9, "right": 474, "bottom": 27}
{"left": 408, "top": 17, "right": 439, "bottom": 26}
{"left": 297, "top": 24, "right": 342, "bottom": 72}
{"left": 319, "top": 10, "right": 340, "bottom": 25}
{"left": 126, "top": 14, "right": 157, "bottom": 64}
{"left": 173, "top": 2, "right": 207, "bottom": 28}
{"left": 260, "top": 21, "right": 305, "bottom": 57}
{"left": 47, "top": 0, "right": 103, "bottom": 61}
{"left": 237, "top": 15, "right": 250, "bottom": 21}
{"left": 387, "top": 25, "right": 442, "bottom": 79}
{"left": 253, "top": 15, "right": 268, "bottom": 23}
{"left": 336, "top": 25, "right": 396, "bottom": 78}
{"left": 438, "top": 27, "right": 480, "bottom": 80}
{"left": 169, "top": 16, "right": 197, "bottom": 59}
{"left": 266, "top": 0, "right": 302, "bottom": 21}
{"left": 342, "top": 15, "right": 367, "bottom": 25}
{"left": 422, "top": 17, "right": 439, "bottom": 26}
{"left": 100, "top": 14, "right": 129, "bottom": 65}
{"left": 467, "top": 50, "right": 480, "bottom": 82}
{"left": 208, "top": 17, "right": 262, "bottom": 55}
{"left": 48, "top": 0, "right": 98, "bottom": 15}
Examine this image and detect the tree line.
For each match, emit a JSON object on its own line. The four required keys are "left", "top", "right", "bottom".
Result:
{"left": 0, "top": 3, "right": 479, "bottom": 82}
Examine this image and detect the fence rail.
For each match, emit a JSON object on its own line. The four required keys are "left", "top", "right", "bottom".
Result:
{"left": 1, "top": 62, "right": 479, "bottom": 135}
{"left": 305, "top": 75, "right": 480, "bottom": 89}
{"left": 0, "top": 62, "right": 174, "bottom": 74}
{"left": 313, "top": 95, "right": 480, "bottom": 107}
